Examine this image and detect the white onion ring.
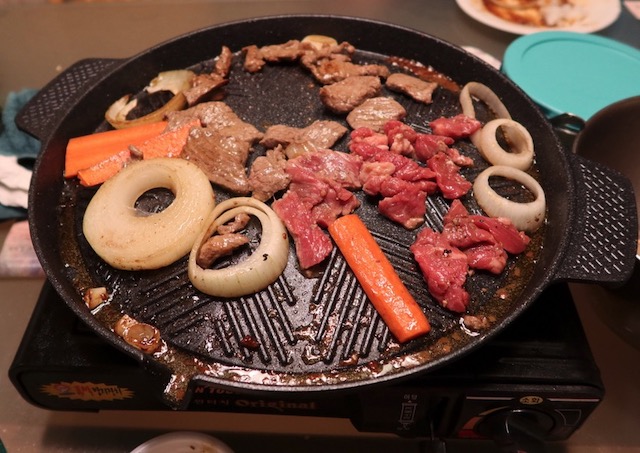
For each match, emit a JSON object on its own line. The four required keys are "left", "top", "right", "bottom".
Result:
{"left": 478, "top": 118, "right": 535, "bottom": 170}
{"left": 83, "top": 158, "right": 215, "bottom": 270}
{"left": 188, "top": 197, "right": 289, "bottom": 298}
{"left": 460, "top": 81, "right": 512, "bottom": 147}
{"left": 473, "top": 165, "right": 546, "bottom": 233}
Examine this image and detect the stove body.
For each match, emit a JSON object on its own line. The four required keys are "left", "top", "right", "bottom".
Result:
{"left": 9, "top": 282, "right": 602, "bottom": 444}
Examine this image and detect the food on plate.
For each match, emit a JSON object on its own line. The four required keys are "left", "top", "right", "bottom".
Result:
{"left": 188, "top": 197, "right": 289, "bottom": 298}
{"left": 459, "top": 81, "right": 511, "bottom": 147}
{"left": 473, "top": 165, "right": 546, "bottom": 232}
{"left": 66, "top": 34, "right": 547, "bottom": 350}
{"left": 183, "top": 46, "right": 232, "bottom": 106}
{"left": 82, "top": 158, "right": 215, "bottom": 270}
{"left": 477, "top": 118, "right": 535, "bottom": 170}
{"left": 114, "top": 314, "right": 162, "bottom": 354}
{"left": 459, "top": 81, "right": 544, "bottom": 230}
{"left": 482, "top": 0, "right": 587, "bottom": 28}
{"left": 75, "top": 120, "right": 198, "bottom": 187}
{"left": 259, "top": 120, "right": 348, "bottom": 160}
{"left": 346, "top": 97, "right": 407, "bottom": 131}
{"left": 319, "top": 75, "right": 383, "bottom": 114}
{"left": 170, "top": 102, "right": 264, "bottom": 194}
{"left": 410, "top": 199, "right": 530, "bottom": 312}
{"left": 64, "top": 120, "right": 168, "bottom": 178}
{"left": 271, "top": 149, "right": 363, "bottom": 269}
{"left": 385, "top": 72, "right": 438, "bottom": 104}
{"left": 105, "top": 70, "right": 195, "bottom": 129}
{"left": 328, "top": 213, "right": 431, "bottom": 343}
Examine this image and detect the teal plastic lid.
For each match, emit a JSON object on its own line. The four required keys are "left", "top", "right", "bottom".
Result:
{"left": 503, "top": 32, "right": 640, "bottom": 120}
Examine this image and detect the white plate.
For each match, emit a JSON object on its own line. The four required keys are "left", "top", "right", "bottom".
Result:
{"left": 130, "top": 432, "right": 234, "bottom": 453}
{"left": 456, "top": 0, "right": 621, "bottom": 35}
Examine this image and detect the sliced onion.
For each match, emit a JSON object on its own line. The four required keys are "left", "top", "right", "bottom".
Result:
{"left": 460, "top": 81, "right": 512, "bottom": 147}
{"left": 105, "top": 70, "right": 195, "bottom": 129}
{"left": 473, "top": 165, "right": 546, "bottom": 233}
{"left": 83, "top": 158, "right": 215, "bottom": 270}
{"left": 188, "top": 197, "right": 289, "bottom": 298}
{"left": 301, "top": 34, "right": 338, "bottom": 49}
{"left": 478, "top": 118, "right": 535, "bottom": 170}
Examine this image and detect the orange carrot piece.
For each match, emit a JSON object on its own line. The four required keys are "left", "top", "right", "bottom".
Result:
{"left": 328, "top": 214, "right": 431, "bottom": 343}
{"left": 137, "top": 119, "right": 199, "bottom": 160}
{"left": 65, "top": 121, "right": 167, "bottom": 178}
{"left": 77, "top": 150, "right": 131, "bottom": 187}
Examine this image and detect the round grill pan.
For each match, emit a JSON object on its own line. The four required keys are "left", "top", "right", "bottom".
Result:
{"left": 18, "top": 15, "right": 637, "bottom": 406}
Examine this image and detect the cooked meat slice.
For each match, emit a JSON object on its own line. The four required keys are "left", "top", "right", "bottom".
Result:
{"left": 386, "top": 73, "right": 438, "bottom": 104}
{"left": 216, "top": 213, "right": 251, "bottom": 235}
{"left": 166, "top": 102, "right": 263, "bottom": 144}
{"left": 242, "top": 45, "right": 265, "bottom": 73}
{"left": 299, "top": 41, "right": 356, "bottom": 68}
{"left": 184, "top": 73, "right": 227, "bottom": 106}
{"left": 182, "top": 127, "right": 253, "bottom": 194}
{"left": 248, "top": 146, "right": 291, "bottom": 201}
{"left": 242, "top": 40, "right": 304, "bottom": 73}
{"left": 319, "top": 75, "right": 383, "bottom": 114}
{"left": 197, "top": 233, "right": 250, "bottom": 269}
{"left": 260, "top": 39, "right": 303, "bottom": 62}
{"left": 287, "top": 148, "right": 363, "bottom": 190}
{"left": 306, "top": 57, "right": 390, "bottom": 85}
{"left": 346, "top": 97, "right": 407, "bottom": 132}
{"left": 260, "top": 120, "right": 348, "bottom": 151}
{"left": 214, "top": 45, "right": 233, "bottom": 77}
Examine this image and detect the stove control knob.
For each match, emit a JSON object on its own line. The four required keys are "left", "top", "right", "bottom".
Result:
{"left": 475, "top": 408, "right": 555, "bottom": 452}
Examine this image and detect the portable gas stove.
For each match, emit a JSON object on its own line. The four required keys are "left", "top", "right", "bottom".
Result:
{"left": 9, "top": 281, "right": 602, "bottom": 449}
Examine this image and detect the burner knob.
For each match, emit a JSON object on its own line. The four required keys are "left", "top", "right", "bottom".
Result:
{"left": 475, "top": 408, "right": 555, "bottom": 453}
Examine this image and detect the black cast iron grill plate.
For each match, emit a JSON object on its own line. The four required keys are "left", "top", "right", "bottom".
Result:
{"left": 57, "top": 48, "right": 541, "bottom": 376}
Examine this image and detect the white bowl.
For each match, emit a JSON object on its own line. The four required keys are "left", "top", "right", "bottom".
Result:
{"left": 130, "top": 432, "right": 234, "bottom": 453}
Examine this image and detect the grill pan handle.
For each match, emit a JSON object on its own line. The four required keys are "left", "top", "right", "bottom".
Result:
{"left": 15, "top": 58, "right": 120, "bottom": 141}
{"left": 553, "top": 153, "right": 638, "bottom": 285}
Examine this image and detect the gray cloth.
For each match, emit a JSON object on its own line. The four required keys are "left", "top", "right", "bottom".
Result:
{"left": 0, "top": 89, "right": 39, "bottom": 220}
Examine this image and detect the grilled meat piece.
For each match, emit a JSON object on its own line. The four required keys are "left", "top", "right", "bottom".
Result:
{"left": 346, "top": 97, "right": 406, "bottom": 132}
{"left": 306, "top": 57, "right": 390, "bottom": 85}
{"left": 169, "top": 102, "right": 263, "bottom": 193}
{"left": 214, "top": 45, "right": 233, "bottom": 77}
{"left": 196, "top": 233, "right": 250, "bottom": 269}
{"left": 182, "top": 127, "right": 254, "bottom": 194}
{"left": 242, "top": 40, "right": 304, "bottom": 73}
{"left": 260, "top": 120, "right": 348, "bottom": 153}
{"left": 166, "top": 102, "right": 263, "bottom": 143}
{"left": 248, "top": 146, "right": 291, "bottom": 201}
{"left": 184, "top": 73, "right": 227, "bottom": 106}
{"left": 242, "top": 45, "right": 266, "bottom": 73}
{"left": 299, "top": 40, "right": 356, "bottom": 68}
{"left": 386, "top": 72, "right": 438, "bottom": 104}
{"left": 319, "top": 75, "right": 383, "bottom": 114}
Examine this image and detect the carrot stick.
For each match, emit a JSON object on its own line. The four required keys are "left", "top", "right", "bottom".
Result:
{"left": 328, "top": 214, "right": 431, "bottom": 343}
{"left": 136, "top": 119, "right": 199, "bottom": 160}
{"left": 65, "top": 121, "right": 168, "bottom": 177}
{"left": 77, "top": 150, "right": 131, "bottom": 187}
